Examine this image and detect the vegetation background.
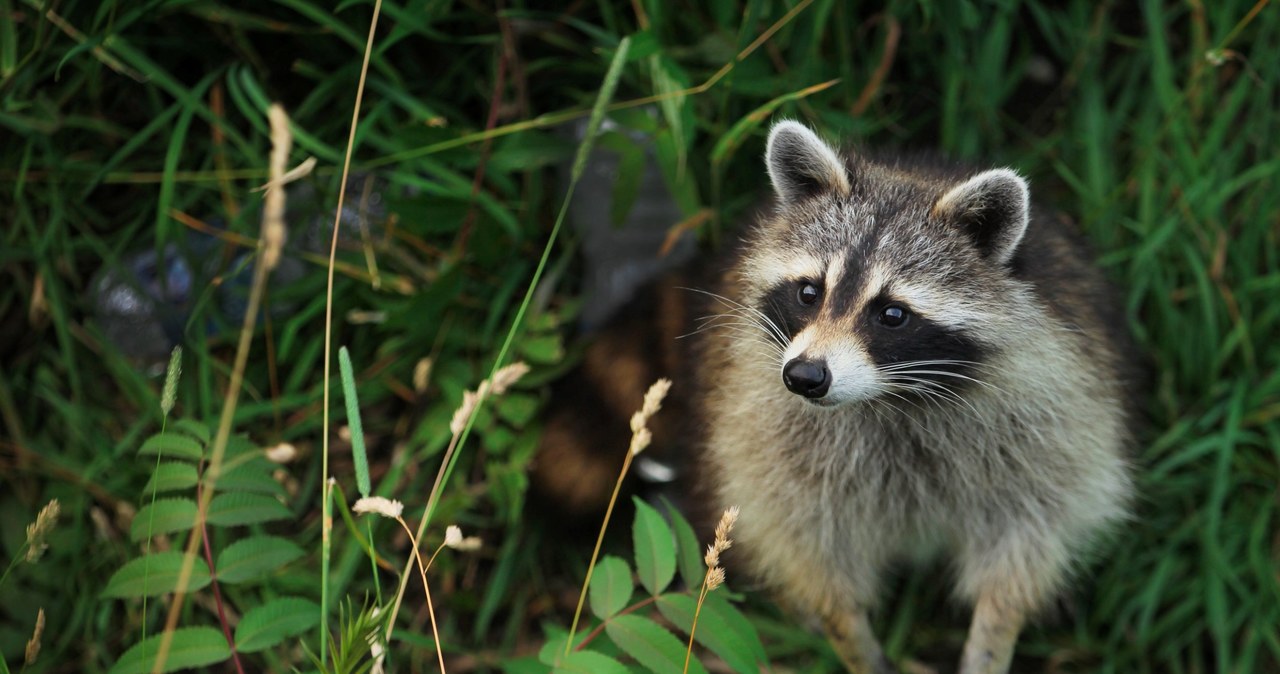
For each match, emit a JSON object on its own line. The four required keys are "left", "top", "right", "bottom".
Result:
{"left": 1, "top": 0, "right": 1277, "bottom": 672}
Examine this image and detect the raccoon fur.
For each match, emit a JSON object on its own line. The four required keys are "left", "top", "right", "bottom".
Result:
{"left": 694, "top": 121, "right": 1137, "bottom": 673}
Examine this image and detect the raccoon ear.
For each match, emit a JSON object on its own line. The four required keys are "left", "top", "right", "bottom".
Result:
{"left": 934, "top": 168, "right": 1030, "bottom": 266}
{"left": 765, "top": 121, "right": 851, "bottom": 204}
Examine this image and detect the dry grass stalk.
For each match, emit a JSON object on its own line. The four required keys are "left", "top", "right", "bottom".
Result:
{"left": 386, "top": 360, "right": 528, "bottom": 645}
{"left": 151, "top": 101, "right": 295, "bottom": 674}
{"left": 684, "top": 505, "right": 739, "bottom": 673}
{"left": 353, "top": 496, "right": 446, "bottom": 674}
{"left": 261, "top": 104, "right": 291, "bottom": 272}
{"left": 320, "top": 0, "right": 384, "bottom": 666}
{"left": 565, "top": 378, "right": 672, "bottom": 658}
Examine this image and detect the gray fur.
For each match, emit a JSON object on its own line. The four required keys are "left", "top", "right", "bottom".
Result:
{"left": 698, "top": 122, "right": 1135, "bottom": 674}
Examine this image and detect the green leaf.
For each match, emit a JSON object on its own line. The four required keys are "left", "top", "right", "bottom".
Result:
{"left": 656, "top": 594, "right": 767, "bottom": 674}
{"left": 503, "top": 656, "right": 553, "bottom": 674}
{"left": 206, "top": 493, "right": 292, "bottom": 527}
{"left": 489, "top": 131, "right": 573, "bottom": 172}
{"left": 339, "top": 346, "right": 371, "bottom": 497}
{"left": 662, "top": 497, "right": 705, "bottom": 590}
{"left": 653, "top": 127, "right": 701, "bottom": 216}
{"left": 223, "top": 434, "right": 261, "bottom": 459}
{"left": 215, "top": 457, "right": 287, "bottom": 497}
{"left": 632, "top": 497, "right": 677, "bottom": 595}
{"left": 494, "top": 392, "right": 540, "bottom": 428}
{"left": 710, "top": 78, "right": 841, "bottom": 169}
{"left": 234, "top": 596, "right": 319, "bottom": 653}
{"left": 138, "top": 432, "right": 204, "bottom": 461}
{"left": 552, "top": 650, "right": 631, "bottom": 674}
{"left": 109, "top": 626, "right": 231, "bottom": 674}
{"left": 595, "top": 130, "right": 646, "bottom": 226}
{"left": 131, "top": 497, "right": 199, "bottom": 542}
{"left": 589, "top": 555, "right": 634, "bottom": 619}
{"left": 170, "top": 419, "right": 212, "bottom": 445}
{"left": 605, "top": 613, "right": 707, "bottom": 674}
{"left": 143, "top": 462, "right": 199, "bottom": 494}
{"left": 102, "top": 552, "right": 211, "bottom": 598}
{"left": 215, "top": 535, "right": 305, "bottom": 583}
{"left": 517, "top": 333, "right": 563, "bottom": 364}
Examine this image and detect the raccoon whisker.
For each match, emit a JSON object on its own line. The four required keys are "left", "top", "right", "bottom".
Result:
{"left": 686, "top": 321, "right": 787, "bottom": 357}
{"left": 885, "top": 377, "right": 981, "bottom": 417}
{"left": 877, "top": 359, "right": 983, "bottom": 371}
{"left": 761, "top": 298, "right": 794, "bottom": 347}
{"left": 692, "top": 310, "right": 789, "bottom": 349}
{"left": 693, "top": 314, "right": 780, "bottom": 336}
{"left": 884, "top": 369, "right": 1004, "bottom": 394}
{"left": 883, "top": 359, "right": 1016, "bottom": 382}
{"left": 872, "top": 391, "right": 932, "bottom": 432}
{"left": 689, "top": 287, "right": 792, "bottom": 347}
{"left": 683, "top": 288, "right": 791, "bottom": 345}
{"left": 902, "top": 384, "right": 982, "bottom": 419}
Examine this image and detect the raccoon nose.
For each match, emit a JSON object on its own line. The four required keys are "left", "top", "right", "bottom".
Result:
{"left": 783, "top": 359, "right": 830, "bottom": 398}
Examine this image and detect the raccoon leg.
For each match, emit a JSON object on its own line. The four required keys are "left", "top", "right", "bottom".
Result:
{"left": 957, "top": 592, "right": 1025, "bottom": 674}
{"left": 816, "top": 601, "right": 896, "bottom": 674}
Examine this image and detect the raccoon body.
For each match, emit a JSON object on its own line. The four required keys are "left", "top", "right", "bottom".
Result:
{"left": 693, "top": 122, "right": 1137, "bottom": 673}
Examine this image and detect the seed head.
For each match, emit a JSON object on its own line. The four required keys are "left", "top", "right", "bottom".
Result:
{"left": 450, "top": 390, "right": 479, "bottom": 436}
{"left": 627, "top": 378, "right": 671, "bottom": 455}
{"left": 24, "top": 608, "right": 44, "bottom": 665}
{"left": 25, "top": 499, "right": 60, "bottom": 563}
{"left": 705, "top": 567, "right": 727, "bottom": 592}
{"left": 352, "top": 496, "right": 404, "bottom": 520}
{"left": 161, "top": 346, "right": 182, "bottom": 416}
{"left": 703, "top": 505, "right": 739, "bottom": 569}
{"left": 444, "top": 524, "right": 481, "bottom": 551}
{"left": 489, "top": 362, "right": 530, "bottom": 395}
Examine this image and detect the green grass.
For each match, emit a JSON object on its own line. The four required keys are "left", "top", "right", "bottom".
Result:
{"left": 1, "top": 0, "right": 1278, "bottom": 672}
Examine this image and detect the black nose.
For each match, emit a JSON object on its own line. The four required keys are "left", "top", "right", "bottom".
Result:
{"left": 783, "top": 359, "right": 830, "bottom": 398}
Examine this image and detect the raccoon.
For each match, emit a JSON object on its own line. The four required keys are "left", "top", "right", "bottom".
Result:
{"left": 694, "top": 121, "right": 1137, "bottom": 674}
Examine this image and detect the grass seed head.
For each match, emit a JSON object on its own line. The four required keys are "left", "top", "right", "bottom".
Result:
{"left": 628, "top": 378, "right": 671, "bottom": 455}
{"left": 413, "top": 358, "right": 434, "bottom": 393}
{"left": 706, "top": 567, "right": 727, "bottom": 592}
{"left": 160, "top": 346, "right": 182, "bottom": 416}
{"left": 24, "top": 607, "right": 44, "bottom": 665}
{"left": 352, "top": 496, "right": 404, "bottom": 520}
{"left": 265, "top": 442, "right": 297, "bottom": 463}
{"left": 445, "top": 524, "right": 482, "bottom": 551}
{"left": 25, "top": 499, "right": 60, "bottom": 563}
{"left": 450, "top": 390, "right": 480, "bottom": 436}
{"left": 490, "top": 361, "right": 530, "bottom": 395}
{"left": 703, "top": 505, "right": 739, "bottom": 568}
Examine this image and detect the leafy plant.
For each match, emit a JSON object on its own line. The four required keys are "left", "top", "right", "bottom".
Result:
{"left": 532, "top": 498, "right": 764, "bottom": 674}
{"left": 305, "top": 599, "right": 387, "bottom": 674}
{"left": 103, "top": 419, "right": 315, "bottom": 673}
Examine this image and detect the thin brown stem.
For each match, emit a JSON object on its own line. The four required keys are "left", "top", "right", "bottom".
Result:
{"left": 565, "top": 451, "right": 636, "bottom": 656}
{"left": 386, "top": 429, "right": 460, "bottom": 645}
{"left": 451, "top": 2, "right": 508, "bottom": 257}
{"left": 573, "top": 595, "right": 660, "bottom": 653}
{"left": 149, "top": 121, "right": 282, "bottom": 674}
{"left": 395, "top": 518, "right": 446, "bottom": 674}
{"left": 321, "top": 0, "right": 383, "bottom": 663}
{"left": 198, "top": 481, "right": 245, "bottom": 674}
{"left": 682, "top": 582, "right": 710, "bottom": 673}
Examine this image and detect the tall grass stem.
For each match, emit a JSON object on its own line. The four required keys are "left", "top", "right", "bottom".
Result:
{"left": 320, "top": 0, "right": 383, "bottom": 663}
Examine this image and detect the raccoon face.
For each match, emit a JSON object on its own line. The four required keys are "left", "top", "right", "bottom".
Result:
{"left": 742, "top": 121, "right": 1033, "bottom": 408}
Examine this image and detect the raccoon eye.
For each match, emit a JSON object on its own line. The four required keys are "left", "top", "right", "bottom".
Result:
{"left": 878, "top": 305, "right": 909, "bottom": 328}
{"left": 797, "top": 282, "right": 820, "bottom": 306}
